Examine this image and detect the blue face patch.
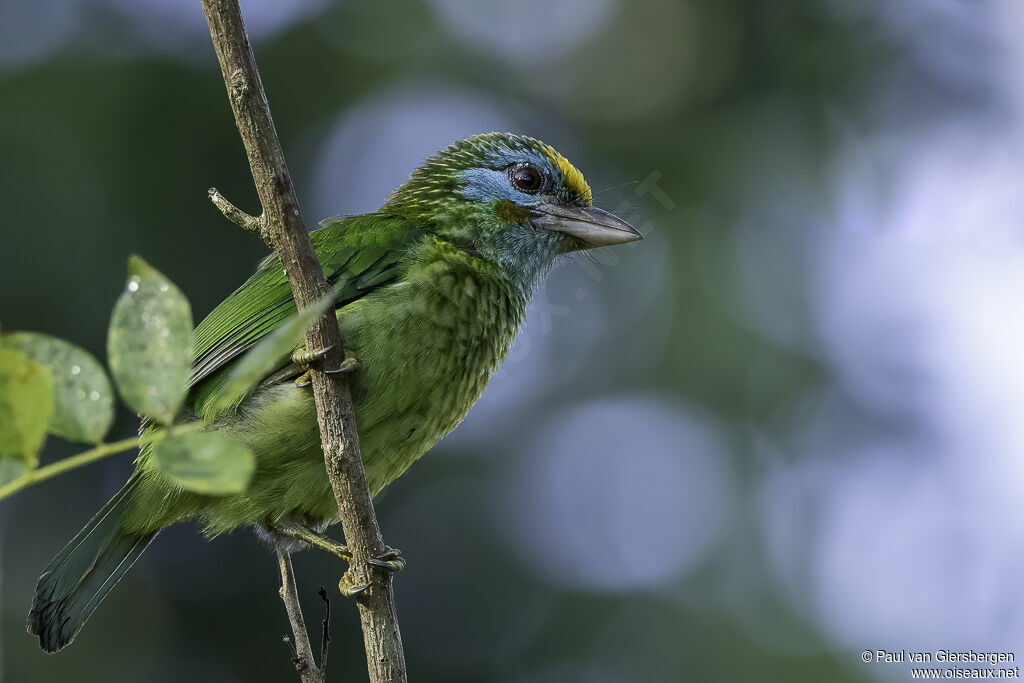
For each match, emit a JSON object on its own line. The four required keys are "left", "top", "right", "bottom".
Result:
{"left": 458, "top": 168, "right": 543, "bottom": 206}
{"left": 457, "top": 148, "right": 558, "bottom": 207}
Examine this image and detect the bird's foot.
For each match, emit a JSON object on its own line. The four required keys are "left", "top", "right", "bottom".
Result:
{"left": 293, "top": 347, "right": 360, "bottom": 388}
{"left": 368, "top": 546, "right": 406, "bottom": 573}
{"left": 338, "top": 571, "right": 369, "bottom": 597}
{"left": 325, "top": 353, "right": 360, "bottom": 376}
{"left": 291, "top": 344, "right": 335, "bottom": 367}
{"left": 337, "top": 547, "right": 405, "bottom": 598}
{"left": 270, "top": 523, "right": 402, "bottom": 598}
{"left": 291, "top": 344, "right": 332, "bottom": 388}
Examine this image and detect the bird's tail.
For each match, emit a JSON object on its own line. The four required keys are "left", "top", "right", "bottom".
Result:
{"left": 27, "top": 476, "right": 158, "bottom": 653}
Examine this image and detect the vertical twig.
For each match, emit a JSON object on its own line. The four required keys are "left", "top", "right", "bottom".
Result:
{"left": 278, "top": 550, "right": 322, "bottom": 683}
{"left": 199, "top": 1, "right": 407, "bottom": 681}
{"left": 318, "top": 587, "right": 331, "bottom": 673}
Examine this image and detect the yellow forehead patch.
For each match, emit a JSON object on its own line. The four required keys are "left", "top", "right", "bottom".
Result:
{"left": 542, "top": 144, "right": 592, "bottom": 206}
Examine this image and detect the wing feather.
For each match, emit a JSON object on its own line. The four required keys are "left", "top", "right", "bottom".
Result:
{"left": 181, "top": 214, "right": 418, "bottom": 413}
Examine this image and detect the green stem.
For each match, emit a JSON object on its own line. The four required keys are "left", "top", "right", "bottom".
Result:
{"left": 0, "top": 423, "right": 201, "bottom": 501}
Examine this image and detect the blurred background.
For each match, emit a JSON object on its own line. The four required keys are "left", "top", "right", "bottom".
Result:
{"left": 2, "top": 0, "right": 1023, "bottom": 681}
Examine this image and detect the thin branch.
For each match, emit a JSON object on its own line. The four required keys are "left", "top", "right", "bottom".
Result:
{"left": 277, "top": 550, "right": 322, "bottom": 683}
{"left": 318, "top": 587, "right": 331, "bottom": 673}
{"left": 199, "top": 2, "right": 407, "bottom": 682}
{"left": 208, "top": 187, "right": 261, "bottom": 233}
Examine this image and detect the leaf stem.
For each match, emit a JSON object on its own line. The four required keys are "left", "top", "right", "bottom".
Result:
{"left": 0, "top": 423, "right": 201, "bottom": 501}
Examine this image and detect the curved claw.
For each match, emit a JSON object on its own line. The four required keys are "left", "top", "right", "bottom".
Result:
{"left": 293, "top": 350, "right": 359, "bottom": 388}
{"left": 339, "top": 571, "right": 369, "bottom": 598}
{"left": 324, "top": 357, "right": 360, "bottom": 375}
{"left": 292, "top": 344, "right": 336, "bottom": 367}
{"left": 368, "top": 559, "right": 405, "bottom": 572}
{"left": 367, "top": 547, "right": 406, "bottom": 573}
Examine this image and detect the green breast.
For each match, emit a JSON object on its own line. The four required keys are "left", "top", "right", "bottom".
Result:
{"left": 342, "top": 237, "right": 529, "bottom": 494}
{"left": 125, "top": 237, "right": 531, "bottom": 535}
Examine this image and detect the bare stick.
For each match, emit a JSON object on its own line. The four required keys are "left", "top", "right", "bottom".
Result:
{"left": 277, "top": 550, "right": 322, "bottom": 683}
{"left": 199, "top": 2, "right": 407, "bottom": 681}
{"left": 318, "top": 587, "right": 331, "bottom": 673}
{"left": 208, "top": 187, "right": 260, "bottom": 233}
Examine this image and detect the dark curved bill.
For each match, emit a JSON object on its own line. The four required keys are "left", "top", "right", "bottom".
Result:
{"left": 530, "top": 204, "right": 644, "bottom": 248}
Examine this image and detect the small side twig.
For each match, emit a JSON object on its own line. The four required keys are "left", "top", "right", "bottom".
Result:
{"left": 208, "top": 187, "right": 261, "bottom": 233}
{"left": 276, "top": 550, "right": 322, "bottom": 683}
{"left": 318, "top": 587, "right": 331, "bottom": 673}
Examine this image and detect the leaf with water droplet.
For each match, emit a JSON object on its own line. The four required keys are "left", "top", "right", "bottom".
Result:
{"left": 210, "top": 290, "right": 337, "bottom": 414}
{"left": 0, "top": 348, "right": 53, "bottom": 467}
{"left": 4, "top": 332, "right": 115, "bottom": 444}
{"left": 108, "top": 256, "right": 193, "bottom": 425}
{"left": 150, "top": 431, "right": 255, "bottom": 494}
{"left": 0, "top": 458, "right": 27, "bottom": 487}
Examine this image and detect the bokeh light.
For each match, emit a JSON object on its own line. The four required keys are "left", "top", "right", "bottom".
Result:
{"left": 501, "top": 396, "right": 733, "bottom": 592}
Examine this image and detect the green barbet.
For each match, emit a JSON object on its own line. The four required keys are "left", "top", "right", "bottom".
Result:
{"left": 28, "top": 133, "right": 641, "bottom": 652}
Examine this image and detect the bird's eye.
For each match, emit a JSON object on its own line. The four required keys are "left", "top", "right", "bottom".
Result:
{"left": 509, "top": 163, "right": 545, "bottom": 194}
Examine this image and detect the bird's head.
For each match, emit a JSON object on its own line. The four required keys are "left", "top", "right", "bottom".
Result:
{"left": 385, "top": 133, "right": 641, "bottom": 277}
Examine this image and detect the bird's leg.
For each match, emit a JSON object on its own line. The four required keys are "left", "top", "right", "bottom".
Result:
{"left": 270, "top": 522, "right": 365, "bottom": 597}
{"left": 292, "top": 346, "right": 360, "bottom": 388}
{"left": 270, "top": 521, "right": 404, "bottom": 597}
{"left": 271, "top": 520, "right": 351, "bottom": 561}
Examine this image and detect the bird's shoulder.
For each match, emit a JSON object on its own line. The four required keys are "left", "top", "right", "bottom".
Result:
{"left": 188, "top": 212, "right": 422, "bottom": 391}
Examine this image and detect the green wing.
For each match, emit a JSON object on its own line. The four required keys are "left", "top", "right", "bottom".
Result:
{"left": 186, "top": 213, "right": 419, "bottom": 416}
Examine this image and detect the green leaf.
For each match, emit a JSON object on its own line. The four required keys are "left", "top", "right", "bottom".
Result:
{"left": 210, "top": 290, "right": 337, "bottom": 414}
{"left": 4, "top": 333, "right": 115, "bottom": 444}
{"left": 0, "top": 348, "right": 54, "bottom": 466}
{"left": 0, "top": 458, "right": 27, "bottom": 487}
{"left": 107, "top": 255, "right": 193, "bottom": 425}
{"left": 151, "top": 431, "right": 255, "bottom": 494}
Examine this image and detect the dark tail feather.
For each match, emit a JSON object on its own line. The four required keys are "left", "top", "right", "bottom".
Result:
{"left": 27, "top": 477, "right": 158, "bottom": 653}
